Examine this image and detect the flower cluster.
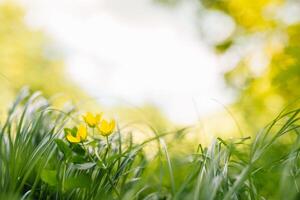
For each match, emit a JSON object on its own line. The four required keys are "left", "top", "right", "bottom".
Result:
{"left": 66, "top": 112, "right": 116, "bottom": 143}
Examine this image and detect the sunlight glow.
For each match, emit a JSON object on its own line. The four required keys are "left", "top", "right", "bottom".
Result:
{"left": 19, "top": 0, "right": 233, "bottom": 124}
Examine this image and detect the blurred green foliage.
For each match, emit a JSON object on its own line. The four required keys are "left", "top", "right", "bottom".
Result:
{"left": 202, "top": 0, "right": 281, "bottom": 31}
{"left": 211, "top": 0, "right": 300, "bottom": 131}
{"left": 199, "top": 0, "right": 300, "bottom": 131}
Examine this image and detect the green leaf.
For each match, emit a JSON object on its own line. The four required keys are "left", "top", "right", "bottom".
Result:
{"left": 70, "top": 155, "right": 86, "bottom": 164}
{"left": 41, "top": 169, "right": 57, "bottom": 186}
{"left": 64, "top": 128, "right": 72, "bottom": 136}
{"left": 86, "top": 140, "right": 98, "bottom": 148}
{"left": 72, "top": 143, "right": 86, "bottom": 155}
{"left": 97, "top": 160, "right": 106, "bottom": 169}
{"left": 55, "top": 139, "right": 72, "bottom": 159}
{"left": 64, "top": 174, "right": 91, "bottom": 190}
{"left": 64, "top": 127, "right": 77, "bottom": 137}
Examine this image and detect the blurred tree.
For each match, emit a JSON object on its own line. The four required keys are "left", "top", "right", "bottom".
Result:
{"left": 207, "top": 0, "right": 300, "bottom": 130}
{"left": 156, "top": 0, "right": 300, "bottom": 131}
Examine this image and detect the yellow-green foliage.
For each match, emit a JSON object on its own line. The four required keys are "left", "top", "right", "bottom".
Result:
{"left": 200, "top": 0, "right": 300, "bottom": 131}
{"left": 224, "top": 24, "right": 300, "bottom": 131}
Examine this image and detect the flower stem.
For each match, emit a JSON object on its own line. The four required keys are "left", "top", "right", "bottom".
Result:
{"left": 104, "top": 136, "right": 110, "bottom": 161}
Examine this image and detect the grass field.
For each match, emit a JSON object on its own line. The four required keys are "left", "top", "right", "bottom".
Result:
{"left": 1, "top": 89, "right": 300, "bottom": 200}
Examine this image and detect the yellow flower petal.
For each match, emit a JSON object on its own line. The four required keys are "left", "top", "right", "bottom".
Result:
{"left": 83, "top": 112, "right": 95, "bottom": 126}
{"left": 83, "top": 112, "right": 102, "bottom": 127}
{"left": 66, "top": 133, "right": 81, "bottom": 143}
{"left": 95, "top": 114, "right": 101, "bottom": 124}
{"left": 98, "top": 119, "right": 115, "bottom": 136}
{"left": 78, "top": 124, "right": 87, "bottom": 140}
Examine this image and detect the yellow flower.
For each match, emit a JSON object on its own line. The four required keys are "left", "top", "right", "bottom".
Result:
{"left": 66, "top": 124, "right": 87, "bottom": 143}
{"left": 83, "top": 112, "right": 101, "bottom": 127}
{"left": 97, "top": 119, "right": 116, "bottom": 136}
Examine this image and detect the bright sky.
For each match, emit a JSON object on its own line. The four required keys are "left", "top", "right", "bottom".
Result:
{"left": 19, "top": 0, "right": 235, "bottom": 124}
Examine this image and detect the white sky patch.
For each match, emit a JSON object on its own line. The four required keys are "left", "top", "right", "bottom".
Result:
{"left": 199, "top": 10, "right": 235, "bottom": 45}
{"left": 276, "top": 1, "right": 300, "bottom": 25}
{"left": 18, "top": 0, "right": 233, "bottom": 124}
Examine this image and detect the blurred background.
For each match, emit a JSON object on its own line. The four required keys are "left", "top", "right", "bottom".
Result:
{"left": 1, "top": 0, "right": 300, "bottom": 142}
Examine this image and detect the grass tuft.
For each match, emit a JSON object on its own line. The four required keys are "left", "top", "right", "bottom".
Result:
{"left": 1, "top": 90, "right": 300, "bottom": 199}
